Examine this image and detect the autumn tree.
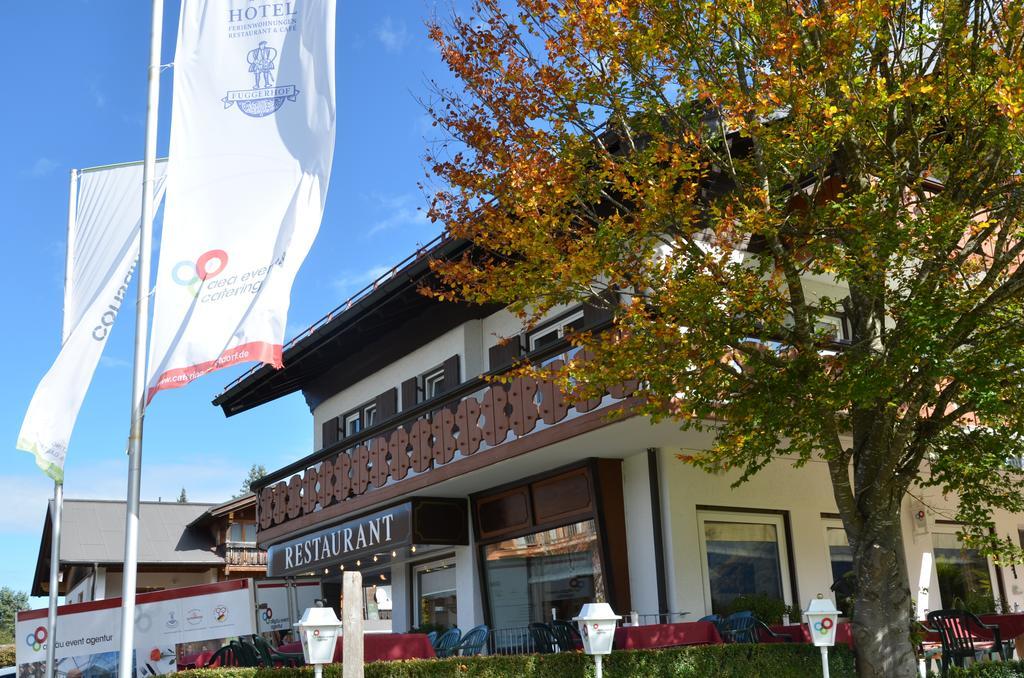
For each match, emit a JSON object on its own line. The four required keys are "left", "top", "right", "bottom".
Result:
{"left": 424, "top": 0, "right": 1024, "bottom": 675}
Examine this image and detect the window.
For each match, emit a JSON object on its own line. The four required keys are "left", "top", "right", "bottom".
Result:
{"left": 482, "top": 519, "right": 605, "bottom": 632}
{"left": 413, "top": 557, "right": 457, "bottom": 630}
{"left": 696, "top": 510, "right": 793, "bottom": 615}
{"left": 343, "top": 402, "right": 378, "bottom": 438}
{"left": 229, "top": 522, "right": 256, "bottom": 544}
{"left": 527, "top": 310, "right": 586, "bottom": 351}
{"left": 422, "top": 368, "right": 446, "bottom": 402}
{"left": 825, "top": 523, "right": 854, "bottom": 616}
{"left": 933, "top": 532, "right": 996, "bottom": 613}
{"left": 344, "top": 412, "right": 362, "bottom": 437}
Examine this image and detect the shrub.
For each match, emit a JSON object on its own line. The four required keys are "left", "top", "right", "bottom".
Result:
{"left": 176, "top": 643, "right": 856, "bottom": 678}
{"left": 949, "top": 661, "right": 1024, "bottom": 677}
{"left": 0, "top": 644, "right": 14, "bottom": 668}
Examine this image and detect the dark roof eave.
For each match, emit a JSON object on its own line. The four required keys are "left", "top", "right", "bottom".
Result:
{"left": 213, "top": 236, "right": 474, "bottom": 416}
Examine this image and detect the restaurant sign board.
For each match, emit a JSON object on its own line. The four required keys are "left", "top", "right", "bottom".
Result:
{"left": 267, "top": 504, "right": 412, "bottom": 577}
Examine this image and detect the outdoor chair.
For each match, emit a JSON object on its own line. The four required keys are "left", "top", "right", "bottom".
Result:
{"left": 204, "top": 643, "right": 239, "bottom": 668}
{"left": 233, "top": 639, "right": 263, "bottom": 667}
{"left": 433, "top": 627, "right": 463, "bottom": 658}
{"left": 456, "top": 624, "right": 490, "bottom": 656}
{"left": 698, "top": 613, "right": 726, "bottom": 638}
{"left": 426, "top": 630, "right": 438, "bottom": 646}
{"left": 528, "top": 622, "right": 559, "bottom": 654}
{"left": 251, "top": 634, "right": 302, "bottom": 667}
{"left": 722, "top": 611, "right": 792, "bottom": 644}
{"left": 927, "top": 609, "right": 1007, "bottom": 676}
{"left": 551, "top": 620, "right": 581, "bottom": 652}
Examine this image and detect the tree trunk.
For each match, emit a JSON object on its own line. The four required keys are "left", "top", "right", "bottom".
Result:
{"left": 850, "top": 497, "right": 919, "bottom": 678}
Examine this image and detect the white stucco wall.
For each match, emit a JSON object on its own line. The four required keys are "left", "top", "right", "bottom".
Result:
{"left": 621, "top": 451, "right": 660, "bottom": 616}
{"left": 312, "top": 325, "right": 469, "bottom": 449}
{"left": 655, "top": 443, "right": 1024, "bottom": 618}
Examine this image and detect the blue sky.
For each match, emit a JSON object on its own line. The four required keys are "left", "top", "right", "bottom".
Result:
{"left": 0, "top": 2, "right": 457, "bottom": 604}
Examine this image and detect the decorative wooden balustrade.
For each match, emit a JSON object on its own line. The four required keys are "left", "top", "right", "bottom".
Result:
{"left": 257, "top": 356, "right": 638, "bottom": 534}
{"left": 221, "top": 543, "right": 268, "bottom": 568}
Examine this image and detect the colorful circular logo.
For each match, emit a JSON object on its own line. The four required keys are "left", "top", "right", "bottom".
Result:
{"left": 260, "top": 607, "right": 273, "bottom": 622}
{"left": 25, "top": 625, "right": 47, "bottom": 651}
{"left": 172, "top": 249, "right": 229, "bottom": 297}
{"left": 813, "top": 617, "right": 835, "bottom": 635}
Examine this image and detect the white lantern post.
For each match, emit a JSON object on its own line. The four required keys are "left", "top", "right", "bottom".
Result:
{"left": 573, "top": 603, "right": 621, "bottom": 678}
{"left": 804, "top": 594, "right": 840, "bottom": 678}
{"left": 294, "top": 602, "right": 344, "bottom": 678}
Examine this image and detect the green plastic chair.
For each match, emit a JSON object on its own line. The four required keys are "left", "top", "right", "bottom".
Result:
{"left": 433, "top": 627, "right": 463, "bottom": 658}
{"left": 456, "top": 625, "right": 490, "bottom": 656}
{"left": 233, "top": 639, "right": 263, "bottom": 667}
{"left": 550, "top": 620, "right": 580, "bottom": 652}
{"left": 251, "top": 634, "right": 303, "bottom": 667}
{"left": 528, "top": 623, "right": 558, "bottom": 653}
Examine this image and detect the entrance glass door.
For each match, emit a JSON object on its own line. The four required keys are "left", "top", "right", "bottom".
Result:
{"left": 413, "top": 557, "right": 457, "bottom": 630}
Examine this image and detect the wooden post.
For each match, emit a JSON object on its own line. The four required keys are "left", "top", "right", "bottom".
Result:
{"left": 342, "top": 571, "right": 364, "bottom": 678}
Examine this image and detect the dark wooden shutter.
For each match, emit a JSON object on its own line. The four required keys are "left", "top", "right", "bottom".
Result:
{"left": 321, "top": 416, "right": 340, "bottom": 448}
{"left": 401, "top": 377, "right": 419, "bottom": 411}
{"left": 488, "top": 337, "right": 523, "bottom": 371}
{"left": 440, "top": 354, "right": 461, "bottom": 394}
{"left": 585, "top": 301, "right": 614, "bottom": 329}
{"left": 374, "top": 387, "right": 398, "bottom": 421}
{"left": 583, "top": 296, "right": 615, "bottom": 328}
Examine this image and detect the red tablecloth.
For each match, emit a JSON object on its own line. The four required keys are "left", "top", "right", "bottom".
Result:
{"left": 177, "top": 650, "right": 214, "bottom": 670}
{"left": 770, "top": 622, "right": 854, "bottom": 648}
{"left": 613, "top": 621, "right": 723, "bottom": 650}
{"left": 981, "top": 614, "right": 1024, "bottom": 642}
{"left": 278, "top": 633, "right": 436, "bottom": 663}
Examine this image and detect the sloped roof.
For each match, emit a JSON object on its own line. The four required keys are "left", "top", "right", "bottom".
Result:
{"left": 187, "top": 492, "right": 256, "bottom": 529}
{"left": 56, "top": 499, "right": 220, "bottom": 564}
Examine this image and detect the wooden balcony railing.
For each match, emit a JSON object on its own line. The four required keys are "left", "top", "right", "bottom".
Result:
{"left": 222, "top": 542, "right": 268, "bottom": 568}
{"left": 255, "top": 343, "right": 637, "bottom": 536}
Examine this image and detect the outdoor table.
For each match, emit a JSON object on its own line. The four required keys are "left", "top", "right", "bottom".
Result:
{"left": 613, "top": 620, "right": 723, "bottom": 650}
{"left": 769, "top": 622, "right": 855, "bottom": 647}
{"left": 278, "top": 632, "right": 437, "bottom": 663}
{"left": 177, "top": 650, "right": 214, "bottom": 670}
{"left": 980, "top": 613, "right": 1024, "bottom": 658}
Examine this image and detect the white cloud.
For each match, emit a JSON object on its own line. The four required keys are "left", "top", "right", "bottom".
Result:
{"left": 367, "top": 193, "right": 429, "bottom": 236}
{"left": 99, "top": 355, "right": 130, "bottom": 369}
{"left": 375, "top": 17, "right": 408, "bottom": 54}
{"left": 90, "top": 82, "right": 106, "bottom": 108}
{"left": 332, "top": 264, "right": 393, "bottom": 298}
{"left": 28, "top": 157, "right": 59, "bottom": 177}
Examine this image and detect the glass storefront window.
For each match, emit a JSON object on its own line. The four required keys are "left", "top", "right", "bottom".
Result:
{"left": 414, "top": 558, "right": 457, "bottom": 630}
{"left": 697, "top": 512, "right": 792, "bottom": 615}
{"left": 933, "top": 532, "right": 996, "bottom": 614}
{"left": 482, "top": 519, "right": 605, "bottom": 630}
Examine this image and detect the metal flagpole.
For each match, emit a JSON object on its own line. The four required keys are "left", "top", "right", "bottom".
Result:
{"left": 45, "top": 168, "right": 77, "bottom": 678}
{"left": 118, "top": 0, "right": 163, "bottom": 674}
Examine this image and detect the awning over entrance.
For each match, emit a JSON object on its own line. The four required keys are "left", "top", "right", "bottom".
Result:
{"left": 266, "top": 498, "right": 468, "bottom": 577}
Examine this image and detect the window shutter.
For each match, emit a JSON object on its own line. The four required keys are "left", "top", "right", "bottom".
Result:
{"left": 583, "top": 293, "right": 616, "bottom": 328}
{"left": 374, "top": 387, "right": 398, "bottom": 421}
{"left": 488, "top": 337, "right": 522, "bottom": 371}
{"left": 401, "top": 377, "right": 419, "bottom": 411}
{"left": 440, "top": 354, "right": 461, "bottom": 394}
{"left": 321, "top": 416, "right": 340, "bottom": 448}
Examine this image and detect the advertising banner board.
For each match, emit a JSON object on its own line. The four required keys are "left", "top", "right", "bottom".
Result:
{"left": 15, "top": 579, "right": 256, "bottom": 676}
{"left": 254, "top": 579, "right": 322, "bottom": 634}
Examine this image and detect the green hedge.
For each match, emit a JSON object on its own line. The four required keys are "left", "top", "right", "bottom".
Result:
{"left": 176, "top": 644, "right": 856, "bottom": 678}
{"left": 0, "top": 644, "right": 14, "bottom": 668}
{"left": 949, "top": 661, "right": 1024, "bottom": 677}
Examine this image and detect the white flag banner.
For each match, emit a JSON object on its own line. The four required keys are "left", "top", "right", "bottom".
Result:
{"left": 17, "top": 161, "right": 168, "bottom": 481}
{"left": 146, "top": 0, "right": 336, "bottom": 401}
